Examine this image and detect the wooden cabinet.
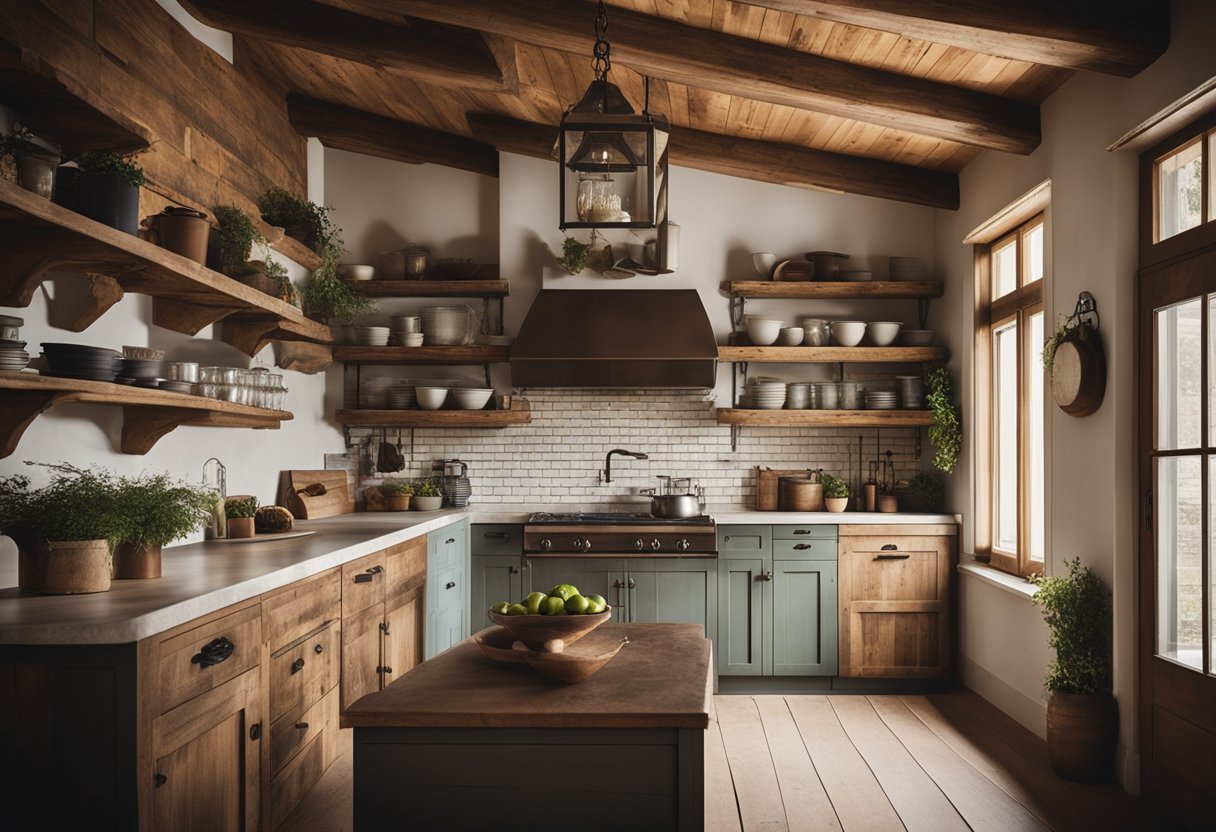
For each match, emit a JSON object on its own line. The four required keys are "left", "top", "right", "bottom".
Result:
{"left": 838, "top": 525, "right": 956, "bottom": 678}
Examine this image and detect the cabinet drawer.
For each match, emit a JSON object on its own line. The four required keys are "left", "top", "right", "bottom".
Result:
{"left": 429, "top": 526, "right": 464, "bottom": 571}
{"left": 268, "top": 621, "right": 340, "bottom": 724}
{"left": 262, "top": 568, "right": 340, "bottom": 654}
{"left": 431, "top": 562, "right": 465, "bottom": 613}
{"left": 772, "top": 538, "right": 837, "bottom": 560}
{"left": 772, "top": 524, "right": 837, "bottom": 541}
{"left": 342, "top": 552, "right": 387, "bottom": 616}
{"left": 270, "top": 684, "right": 339, "bottom": 778}
{"left": 270, "top": 688, "right": 341, "bottom": 829}
{"left": 471, "top": 523, "right": 523, "bottom": 556}
{"left": 717, "top": 525, "right": 771, "bottom": 554}
{"left": 385, "top": 537, "right": 427, "bottom": 599}
{"left": 839, "top": 548, "right": 948, "bottom": 602}
{"left": 153, "top": 604, "right": 261, "bottom": 715}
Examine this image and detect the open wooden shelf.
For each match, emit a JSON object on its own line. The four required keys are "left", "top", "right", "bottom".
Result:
{"left": 335, "top": 400, "right": 531, "bottom": 428}
{"left": 719, "top": 345, "right": 946, "bottom": 363}
{"left": 0, "top": 179, "right": 333, "bottom": 356}
{"left": 0, "top": 38, "right": 154, "bottom": 153}
{"left": 266, "top": 230, "right": 324, "bottom": 271}
{"left": 721, "top": 280, "right": 943, "bottom": 299}
{"left": 0, "top": 372, "right": 292, "bottom": 457}
{"left": 333, "top": 345, "right": 510, "bottom": 364}
{"left": 344, "top": 278, "right": 509, "bottom": 298}
{"left": 716, "top": 408, "right": 933, "bottom": 427}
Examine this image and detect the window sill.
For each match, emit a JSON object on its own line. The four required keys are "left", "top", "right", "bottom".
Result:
{"left": 958, "top": 559, "right": 1038, "bottom": 599}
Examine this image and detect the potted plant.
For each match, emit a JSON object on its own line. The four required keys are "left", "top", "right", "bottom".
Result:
{"left": 379, "top": 479, "right": 413, "bottom": 511}
{"left": 74, "top": 151, "right": 145, "bottom": 235}
{"left": 0, "top": 463, "right": 123, "bottom": 594}
{"left": 924, "top": 364, "right": 961, "bottom": 474}
{"left": 298, "top": 247, "right": 374, "bottom": 324}
{"left": 0, "top": 124, "right": 59, "bottom": 199}
{"left": 224, "top": 495, "right": 259, "bottom": 539}
{"left": 1030, "top": 558, "right": 1117, "bottom": 783}
{"left": 820, "top": 473, "right": 849, "bottom": 512}
{"left": 412, "top": 479, "right": 444, "bottom": 511}
{"left": 209, "top": 204, "right": 267, "bottom": 276}
{"left": 897, "top": 471, "right": 944, "bottom": 513}
{"left": 555, "top": 236, "right": 590, "bottom": 275}
{"left": 112, "top": 472, "right": 213, "bottom": 579}
{"left": 258, "top": 187, "right": 339, "bottom": 256}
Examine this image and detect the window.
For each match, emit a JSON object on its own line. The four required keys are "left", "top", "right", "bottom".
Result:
{"left": 975, "top": 214, "right": 1047, "bottom": 576}
{"left": 1153, "top": 128, "right": 1216, "bottom": 243}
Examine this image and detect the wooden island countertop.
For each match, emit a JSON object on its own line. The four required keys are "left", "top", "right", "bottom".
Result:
{"left": 342, "top": 622, "right": 713, "bottom": 730}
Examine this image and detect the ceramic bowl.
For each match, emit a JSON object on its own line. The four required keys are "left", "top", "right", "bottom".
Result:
{"left": 777, "top": 327, "right": 805, "bottom": 346}
{"left": 414, "top": 386, "right": 449, "bottom": 410}
{"left": 355, "top": 326, "right": 390, "bottom": 346}
{"left": 829, "top": 321, "right": 866, "bottom": 347}
{"left": 398, "top": 332, "right": 425, "bottom": 347}
{"left": 746, "top": 317, "right": 783, "bottom": 346}
{"left": 752, "top": 251, "right": 777, "bottom": 278}
{"left": 519, "top": 634, "right": 628, "bottom": 684}
{"left": 488, "top": 608, "right": 612, "bottom": 653}
{"left": 867, "top": 321, "right": 903, "bottom": 347}
{"left": 453, "top": 388, "right": 494, "bottom": 410}
{"left": 899, "top": 329, "right": 935, "bottom": 346}
{"left": 412, "top": 495, "right": 444, "bottom": 511}
{"left": 340, "top": 264, "right": 376, "bottom": 281}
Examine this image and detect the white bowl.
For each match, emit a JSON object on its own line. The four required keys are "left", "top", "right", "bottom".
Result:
{"left": 398, "top": 333, "right": 424, "bottom": 347}
{"left": 829, "top": 321, "right": 866, "bottom": 347}
{"left": 777, "top": 327, "right": 804, "bottom": 346}
{"left": 866, "top": 321, "right": 903, "bottom": 347}
{"left": 355, "top": 326, "right": 390, "bottom": 346}
{"left": 414, "top": 386, "right": 449, "bottom": 410}
{"left": 752, "top": 252, "right": 777, "bottom": 278}
{"left": 453, "top": 388, "right": 493, "bottom": 410}
{"left": 746, "top": 317, "right": 783, "bottom": 346}
{"left": 341, "top": 264, "right": 376, "bottom": 281}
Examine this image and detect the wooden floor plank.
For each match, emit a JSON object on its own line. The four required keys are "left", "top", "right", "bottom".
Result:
{"left": 716, "top": 695, "right": 789, "bottom": 831}
{"left": 706, "top": 702, "right": 745, "bottom": 832}
{"left": 785, "top": 696, "right": 904, "bottom": 832}
{"left": 754, "top": 697, "right": 842, "bottom": 832}
{"left": 829, "top": 696, "right": 969, "bottom": 832}
{"left": 279, "top": 729, "right": 353, "bottom": 832}
{"left": 868, "top": 696, "right": 1050, "bottom": 832}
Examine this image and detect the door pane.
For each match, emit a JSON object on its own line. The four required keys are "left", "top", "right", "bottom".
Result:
{"left": 1023, "top": 222, "right": 1044, "bottom": 285}
{"left": 993, "top": 319, "right": 1018, "bottom": 554}
{"left": 992, "top": 238, "right": 1017, "bottom": 299}
{"left": 1157, "top": 138, "right": 1203, "bottom": 241}
{"left": 1028, "top": 310, "right": 1045, "bottom": 564}
{"left": 1158, "top": 455, "right": 1203, "bottom": 671}
{"left": 1158, "top": 298, "right": 1203, "bottom": 450}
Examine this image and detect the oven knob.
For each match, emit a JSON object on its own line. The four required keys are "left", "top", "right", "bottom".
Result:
{"left": 539, "top": 538, "right": 552, "bottom": 551}
{"left": 578, "top": 538, "right": 592, "bottom": 553}
{"left": 676, "top": 539, "right": 691, "bottom": 552}
{"left": 634, "top": 539, "right": 645, "bottom": 551}
{"left": 650, "top": 538, "right": 662, "bottom": 551}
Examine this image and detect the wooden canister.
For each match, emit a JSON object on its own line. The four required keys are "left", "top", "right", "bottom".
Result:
{"left": 755, "top": 467, "right": 807, "bottom": 510}
{"left": 877, "top": 494, "right": 899, "bottom": 513}
{"left": 780, "top": 477, "right": 825, "bottom": 512}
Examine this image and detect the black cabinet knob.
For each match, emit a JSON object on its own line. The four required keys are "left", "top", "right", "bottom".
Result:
{"left": 294, "top": 722, "right": 309, "bottom": 730}
{"left": 154, "top": 773, "right": 167, "bottom": 787}
{"left": 314, "top": 643, "right": 324, "bottom": 654}
{"left": 191, "top": 636, "right": 234, "bottom": 669}
{"left": 291, "top": 657, "right": 305, "bottom": 674}
{"left": 445, "top": 581, "right": 456, "bottom": 589}
{"left": 249, "top": 723, "right": 262, "bottom": 741}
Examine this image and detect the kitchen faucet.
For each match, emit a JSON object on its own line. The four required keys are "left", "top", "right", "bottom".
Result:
{"left": 602, "top": 448, "right": 648, "bottom": 483}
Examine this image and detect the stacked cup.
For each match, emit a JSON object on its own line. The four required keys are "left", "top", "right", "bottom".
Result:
{"left": 392, "top": 315, "right": 424, "bottom": 347}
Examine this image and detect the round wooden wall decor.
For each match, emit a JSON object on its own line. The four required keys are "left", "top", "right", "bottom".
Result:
{"left": 1052, "top": 324, "right": 1105, "bottom": 416}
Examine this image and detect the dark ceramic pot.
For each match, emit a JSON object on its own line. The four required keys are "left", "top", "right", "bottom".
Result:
{"left": 76, "top": 171, "right": 140, "bottom": 235}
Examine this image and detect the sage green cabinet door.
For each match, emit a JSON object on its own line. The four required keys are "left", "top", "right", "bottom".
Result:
{"left": 717, "top": 558, "right": 765, "bottom": 676}
{"left": 526, "top": 559, "right": 627, "bottom": 621}
{"left": 626, "top": 559, "right": 717, "bottom": 636}
{"left": 771, "top": 560, "right": 838, "bottom": 676}
{"left": 427, "top": 604, "right": 465, "bottom": 659}
{"left": 470, "top": 555, "right": 524, "bottom": 633}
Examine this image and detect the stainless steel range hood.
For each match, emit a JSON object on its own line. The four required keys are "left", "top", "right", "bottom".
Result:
{"left": 510, "top": 289, "right": 718, "bottom": 388}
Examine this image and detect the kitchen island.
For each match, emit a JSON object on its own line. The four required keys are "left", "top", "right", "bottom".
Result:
{"left": 343, "top": 622, "right": 712, "bottom": 831}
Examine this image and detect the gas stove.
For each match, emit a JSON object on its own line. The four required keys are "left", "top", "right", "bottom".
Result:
{"left": 523, "top": 512, "right": 717, "bottom": 556}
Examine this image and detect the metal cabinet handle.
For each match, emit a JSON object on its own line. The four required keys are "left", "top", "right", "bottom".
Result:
{"left": 757, "top": 570, "right": 774, "bottom": 581}
{"left": 354, "top": 564, "right": 383, "bottom": 583}
{"left": 249, "top": 723, "right": 261, "bottom": 741}
{"left": 367, "top": 565, "right": 384, "bottom": 574}
{"left": 509, "top": 565, "right": 520, "bottom": 574}
{"left": 379, "top": 621, "right": 390, "bottom": 635}
{"left": 627, "top": 577, "right": 636, "bottom": 589}
{"left": 793, "top": 543, "right": 813, "bottom": 550}
{"left": 484, "top": 532, "right": 510, "bottom": 540}
{"left": 291, "top": 657, "right": 305, "bottom": 674}
{"left": 445, "top": 538, "right": 456, "bottom": 544}
{"left": 353, "top": 572, "right": 372, "bottom": 583}
{"left": 154, "top": 773, "right": 167, "bottom": 787}
{"left": 294, "top": 722, "right": 309, "bottom": 730}
{"left": 793, "top": 529, "right": 811, "bottom": 535}
{"left": 874, "top": 553, "right": 910, "bottom": 560}
{"left": 881, "top": 544, "right": 898, "bottom": 551}
{"left": 191, "top": 637, "right": 234, "bottom": 668}
{"left": 377, "top": 665, "right": 393, "bottom": 675}
{"left": 314, "top": 643, "right": 324, "bottom": 655}
{"left": 445, "top": 581, "right": 456, "bottom": 589}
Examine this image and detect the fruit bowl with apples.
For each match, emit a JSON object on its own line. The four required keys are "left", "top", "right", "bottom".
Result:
{"left": 486, "top": 583, "right": 612, "bottom": 653}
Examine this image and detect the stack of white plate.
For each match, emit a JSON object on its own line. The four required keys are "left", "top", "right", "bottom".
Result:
{"left": 749, "top": 381, "right": 787, "bottom": 410}
{"left": 865, "top": 391, "right": 900, "bottom": 410}
{"left": 355, "top": 326, "right": 390, "bottom": 346}
{"left": 387, "top": 384, "right": 416, "bottom": 410}
{"left": 0, "top": 340, "right": 30, "bottom": 371}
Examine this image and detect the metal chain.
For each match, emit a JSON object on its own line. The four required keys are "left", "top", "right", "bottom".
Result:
{"left": 592, "top": 0, "right": 611, "bottom": 81}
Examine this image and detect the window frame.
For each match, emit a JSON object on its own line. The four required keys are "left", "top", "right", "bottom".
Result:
{"left": 1141, "top": 108, "right": 1216, "bottom": 269}
{"left": 974, "top": 213, "right": 1047, "bottom": 577}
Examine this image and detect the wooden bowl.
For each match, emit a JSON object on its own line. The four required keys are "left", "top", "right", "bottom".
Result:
{"left": 487, "top": 608, "right": 612, "bottom": 652}
{"left": 472, "top": 626, "right": 528, "bottom": 665}
{"left": 519, "top": 635, "right": 629, "bottom": 683}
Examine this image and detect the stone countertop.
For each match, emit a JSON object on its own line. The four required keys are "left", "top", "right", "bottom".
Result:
{"left": 342, "top": 623, "right": 712, "bottom": 730}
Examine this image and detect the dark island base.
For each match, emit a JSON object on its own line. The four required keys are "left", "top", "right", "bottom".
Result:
{"left": 353, "top": 726, "right": 705, "bottom": 831}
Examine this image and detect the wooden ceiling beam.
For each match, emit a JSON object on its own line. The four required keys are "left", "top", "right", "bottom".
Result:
{"left": 465, "top": 112, "right": 958, "bottom": 210}
{"left": 737, "top": 0, "right": 1169, "bottom": 77}
{"left": 288, "top": 95, "right": 498, "bottom": 178}
{"left": 361, "top": 0, "right": 1039, "bottom": 155}
{"left": 178, "top": 0, "right": 513, "bottom": 92}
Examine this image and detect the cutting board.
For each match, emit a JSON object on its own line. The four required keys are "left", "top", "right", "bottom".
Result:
{"left": 282, "top": 470, "right": 354, "bottom": 519}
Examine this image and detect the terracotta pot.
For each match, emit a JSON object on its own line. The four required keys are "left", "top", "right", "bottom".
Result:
{"left": 147, "top": 206, "right": 209, "bottom": 265}
{"left": 386, "top": 494, "right": 411, "bottom": 511}
{"left": 1046, "top": 691, "right": 1117, "bottom": 783}
{"left": 825, "top": 496, "right": 848, "bottom": 513}
{"left": 877, "top": 494, "right": 898, "bottom": 513}
{"left": 227, "top": 517, "right": 256, "bottom": 539}
{"left": 113, "top": 542, "right": 162, "bottom": 580}
{"left": 17, "top": 538, "right": 113, "bottom": 594}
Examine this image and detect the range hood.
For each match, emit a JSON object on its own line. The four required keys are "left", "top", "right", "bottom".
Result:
{"left": 511, "top": 289, "right": 717, "bottom": 388}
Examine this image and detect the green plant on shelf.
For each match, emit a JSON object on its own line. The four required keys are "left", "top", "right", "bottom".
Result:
{"left": 209, "top": 204, "right": 267, "bottom": 275}
{"left": 258, "top": 187, "right": 341, "bottom": 255}
{"left": 378, "top": 479, "right": 414, "bottom": 497}
{"left": 923, "top": 364, "right": 961, "bottom": 474}
{"left": 414, "top": 479, "right": 442, "bottom": 498}
{"left": 224, "top": 495, "right": 258, "bottom": 519}
{"left": 298, "top": 246, "right": 374, "bottom": 323}
{"left": 556, "top": 236, "right": 590, "bottom": 275}
{"left": 1030, "top": 558, "right": 1110, "bottom": 694}
{"left": 819, "top": 472, "right": 849, "bottom": 499}
{"left": 76, "top": 151, "right": 145, "bottom": 188}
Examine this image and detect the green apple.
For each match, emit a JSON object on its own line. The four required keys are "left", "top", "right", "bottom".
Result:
{"left": 490, "top": 601, "right": 510, "bottom": 615}
{"left": 539, "top": 596, "right": 566, "bottom": 616}
{"left": 584, "top": 594, "right": 607, "bottom": 614}
{"left": 523, "top": 591, "right": 547, "bottom": 614}
{"left": 549, "top": 583, "right": 580, "bottom": 601}
{"left": 565, "top": 594, "right": 591, "bottom": 615}
{"left": 506, "top": 603, "right": 529, "bottom": 616}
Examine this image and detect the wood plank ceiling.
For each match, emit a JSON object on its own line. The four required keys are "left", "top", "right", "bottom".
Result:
{"left": 188, "top": 0, "right": 1169, "bottom": 209}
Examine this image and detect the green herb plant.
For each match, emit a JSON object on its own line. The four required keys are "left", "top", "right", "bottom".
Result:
{"left": 924, "top": 364, "right": 962, "bottom": 474}
{"left": 415, "top": 479, "right": 442, "bottom": 498}
{"left": 298, "top": 247, "right": 374, "bottom": 322}
{"left": 114, "top": 472, "right": 213, "bottom": 548}
{"left": 224, "top": 496, "right": 259, "bottom": 519}
{"left": 258, "top": 187, "right": 341, "bottom": 255}
{"left": 1030, "top": 558, "right": 1110, "bottom": 694}
{"left": 819, "top": 472, "right": 849, "bottom": 499}
{"left": 557, "top": 236, "right": 590, "bottom": 275}
{"left": 897, "top": 470, "right": 944, "bottom": 513}
{"left": 378, "top": 480, "right": 414, "bottom": 497}
{"left": 77, "top": 151, "right": 145, "bottom": 188}
{"left": 0, "top": 462, "right": 124, "bottom": 544}
{"left": 210, "top": 204, "right": 266, "bottom": 275}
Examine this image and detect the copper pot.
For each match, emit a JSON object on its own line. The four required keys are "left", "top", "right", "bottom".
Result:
{"left": 114, "top": 542, "right": 162, "bottom": 579}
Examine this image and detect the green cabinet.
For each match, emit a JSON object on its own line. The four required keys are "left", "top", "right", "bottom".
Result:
{"left": 770, "top": 560, "right": 837, "bottom": 675}
{"left": 717, "top": 558, "right": 765, "bottom": 676}
{"left": 470, "top": 555, "right": 524, "bottom": 633}
{"left": 527, "top": 558, "right": 627, "bottom": 621}
{"left": 426, "top": 519, "right": 469, "bottom": 659}
{"left": 625, "top": 559, "right": 717, "bottom": 636}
